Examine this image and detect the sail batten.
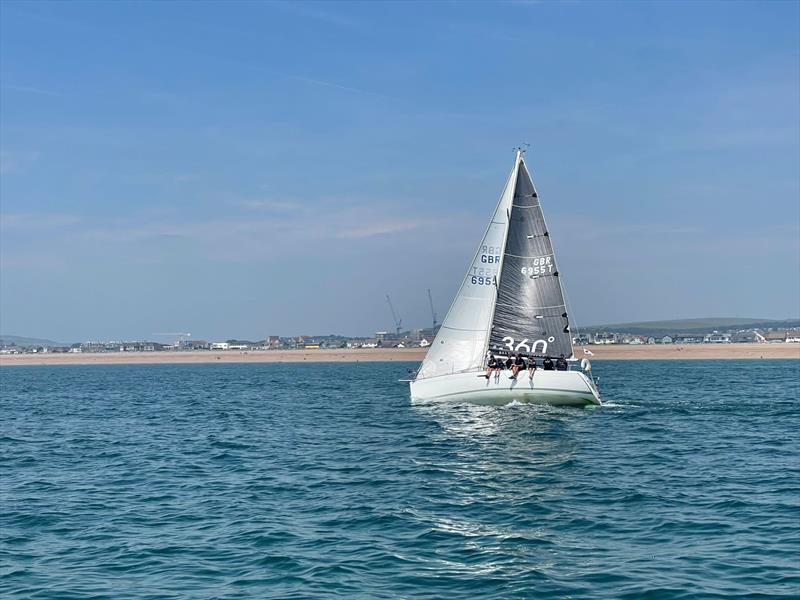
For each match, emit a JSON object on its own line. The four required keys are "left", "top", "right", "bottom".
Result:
{"left": 493, "top": 302, "right": 566, "bottom": 310}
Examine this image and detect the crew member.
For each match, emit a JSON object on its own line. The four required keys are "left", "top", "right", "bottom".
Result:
{"left": 509, "top": 352, "right": 526, "bottom": 379}
{"left": 543, "top": 355, "right": 555, "bottom": 370}
{"left": 528, "top": 356, "right": 537, "bottom": 379}
{"left": 556, "top": 354, "right": 569, "bottom": 371}
{"left": 483, "top": 354, "right": 499, "bottom": 379}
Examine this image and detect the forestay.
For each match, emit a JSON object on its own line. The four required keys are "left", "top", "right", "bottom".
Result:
{"left": 487, "top": 160, "right": 573, "bottom": 359}
{"left": 415, "top": 159, "right": 520, "bottom": 379}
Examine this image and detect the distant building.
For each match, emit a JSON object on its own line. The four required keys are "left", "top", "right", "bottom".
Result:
{"left": 731, "top": 331, "right": 764, "bottom": 343}
{"left": 210, "top": 342, "right": 230, "bottom": 350}
{"left": 419, "top": 338, "right": 431, "bottom": 348}
{"left": 573, "top": 334, "right": 591, "bottom": 346}
{"left": 787, "top": 330, "right": 800, "bottom": 343}
{"left": 704, "top": 332, "right": 731, "bottom": 344}
{"left": 375, "top": 332, "right": 388, "bottom": 342}
{"left": 658, "top": 335, "right": 674, "bottom": 344}
{"left": 593, "top": 332, "right": 617, "bottom": 345}
{"left": 763, "top": 331, "right": 788, "bottom": 343}
{"left": 183, "top": 340, "right": 209, "bottom": 350}
{"left": 673, "top": 335, "right": 704, "bottom": 344}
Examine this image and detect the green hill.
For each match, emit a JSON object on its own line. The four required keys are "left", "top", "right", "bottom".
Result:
{"left": 581, "top": 318, "right": 799, "bottom": 336}
{"left": 0, "top": 334, "right": 69, "bottom": 348}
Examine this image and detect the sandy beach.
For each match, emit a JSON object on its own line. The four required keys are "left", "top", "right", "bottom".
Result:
{"left": 1, "top": 343, "right": 797, "bottom": 367}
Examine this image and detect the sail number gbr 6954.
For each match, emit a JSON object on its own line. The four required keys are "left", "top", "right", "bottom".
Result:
{"left": 471, "top": 245, "right": 500, "bottom": 285}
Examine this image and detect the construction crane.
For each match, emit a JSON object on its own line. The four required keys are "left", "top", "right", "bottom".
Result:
{"left": 385, "top": 295, "right": 402, "bottom": 338}
{"left": 427, "top": 288, "right": 438, "bottom": 331}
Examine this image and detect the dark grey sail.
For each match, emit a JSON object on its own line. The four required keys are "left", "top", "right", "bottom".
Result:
{"left": 488, "top": 160, "right": 573, "bottom": 359}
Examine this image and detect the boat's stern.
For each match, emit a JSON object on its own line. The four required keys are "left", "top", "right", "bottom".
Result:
{"left": 410, "top": 369, "right": 600, "bottom": 407}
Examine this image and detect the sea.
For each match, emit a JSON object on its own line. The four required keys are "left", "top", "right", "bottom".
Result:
{"left": 1, "top": 360, "right": 798, "bottom": 599}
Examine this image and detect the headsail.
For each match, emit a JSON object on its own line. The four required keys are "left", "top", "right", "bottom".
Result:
{"left": 415, "top": 158, "right": 520, "bottom": 379}
{"left": 488, "top": 157, "right": 573, "bottom": 359}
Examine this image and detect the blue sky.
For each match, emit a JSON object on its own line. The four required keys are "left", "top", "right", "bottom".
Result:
{"left": 1, "top": 0, "right": 798, "bottom": 342}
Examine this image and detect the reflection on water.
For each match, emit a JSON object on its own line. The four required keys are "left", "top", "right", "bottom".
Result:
{"left": 415, "top": 401, "right": 585, "bottom": 469}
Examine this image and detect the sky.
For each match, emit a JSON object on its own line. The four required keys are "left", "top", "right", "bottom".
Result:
{"left": 1, "top": 0, "right": 798, "bottom": 343}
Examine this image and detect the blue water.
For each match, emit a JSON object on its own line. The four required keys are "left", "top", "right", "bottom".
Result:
{"left": 1, "top": 360, "right": 798, "bottom": 599}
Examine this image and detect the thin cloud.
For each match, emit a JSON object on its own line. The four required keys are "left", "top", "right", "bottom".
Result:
{"left": 2, "top": 84, "right": 66, "bottom": 97}
{"left": 287, "top": 74, "right": 391, "bottom": 99}
{"left": 274, "top": 1, "right": 361, "bottom": 28}
{"left": 336, "top": 218, "right": 432, "bottom": 239}
{"left": 173, "top": 173, "right": 201, "bottom": 183}
{"left": 0, "top": 151, "right": 41, "bottom": 175}
{"left": 78, "top": 206, "right": 440, "bottom": 255}
{"left": 1, "top": 212, "right": 80, "bottom": 231}
{"left": 233, "top": 198, "right": 305, "bottom": 212}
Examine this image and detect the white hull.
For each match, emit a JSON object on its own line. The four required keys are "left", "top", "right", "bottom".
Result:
{"left": 410, "top": 369, "right": 601, "bottom": 407}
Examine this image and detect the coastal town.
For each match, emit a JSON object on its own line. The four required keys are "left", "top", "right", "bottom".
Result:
{"left": 2, "top": 322, "right": 799, "bottom": 356}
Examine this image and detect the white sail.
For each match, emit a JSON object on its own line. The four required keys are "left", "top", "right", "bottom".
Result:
{"left": 415, "top": 155, "right": 521, "bottom": 379}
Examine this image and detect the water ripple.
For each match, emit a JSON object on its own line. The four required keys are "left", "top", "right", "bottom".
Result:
{"left": 1, "top": 360, "right": 799, "bottom": 598}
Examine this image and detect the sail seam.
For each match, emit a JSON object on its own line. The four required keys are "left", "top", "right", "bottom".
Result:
{"left": 504, "top": 252, "right": 554, "bottom": 259}
{"left": 493, "top": 302, "right": 565, "bottom": 310}
{"left": 439, "top": 325, "right": 488, "bottom": 333}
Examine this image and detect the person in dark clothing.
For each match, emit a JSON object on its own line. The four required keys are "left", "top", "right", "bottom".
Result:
{"left": 483, "top": 354, "right": 499, "bottom": 379}
{"left": 510, "top": 352, "right": 526, "bottom": 379}
{"left": 542, "top": 355, "right": 554, "bottom": 370}
{"left": 504, "top": 356, "right": 514, "bottom": 371}
{"left": 556, "top": 354, "right": 569, "bottom": 371}
{"left": 527, "top": 356, "right": 537, "bottom": 379}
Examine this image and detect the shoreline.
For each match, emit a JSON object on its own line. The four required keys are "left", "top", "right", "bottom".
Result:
{"left": 0, "top": 343, "right": 798, "bottom": 367}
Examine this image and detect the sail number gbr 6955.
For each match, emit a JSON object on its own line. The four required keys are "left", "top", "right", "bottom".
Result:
{"left": 520, "top": 255, "right": 554, "bottom": 276}
{"left": 471, "top": 245, "right": 500, "bottom": 285}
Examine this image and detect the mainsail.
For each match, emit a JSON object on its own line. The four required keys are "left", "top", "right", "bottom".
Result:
{"left": 415, "top": 158, "right": 520, "bottom": 379}
{"left": 488, "top": 158, "right": 573, "bottom": 359}
{"left": 415, "top": 150, "right": 572, "bottom": 381}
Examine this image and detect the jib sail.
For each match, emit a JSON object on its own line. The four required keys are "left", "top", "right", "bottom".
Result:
{"left": 414, "top": 158, "right": 520, "bottom": 379}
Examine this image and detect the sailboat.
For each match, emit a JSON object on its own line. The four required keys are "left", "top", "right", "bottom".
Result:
{"left": 410, "top": 149, "right": 601, "bottom": 407}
